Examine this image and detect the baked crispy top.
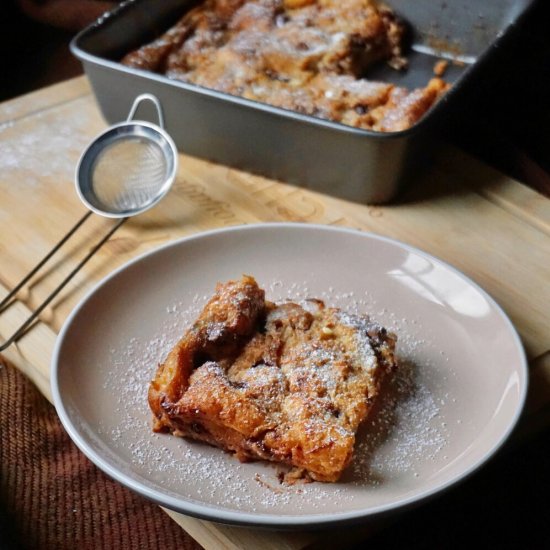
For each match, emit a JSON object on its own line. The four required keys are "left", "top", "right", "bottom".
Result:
{"left": 123, "top": 0, "right": 449, "bottom": 131}
{"left": 149, "top": 276, "right": 397, "bottom": 482}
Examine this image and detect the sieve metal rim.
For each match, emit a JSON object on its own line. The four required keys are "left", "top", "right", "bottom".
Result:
{"left": 75, "top": 96, "right": 178, "bottom": 219}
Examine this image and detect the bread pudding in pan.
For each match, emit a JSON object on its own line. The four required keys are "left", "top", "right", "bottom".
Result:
{"left": 149, "top": 276, "right": 398, "bottom": 482}
{"left": 123, "top": 0, "right": 449, "bottom": 131}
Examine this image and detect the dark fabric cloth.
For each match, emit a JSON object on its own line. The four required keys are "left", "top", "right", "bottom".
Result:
{"left": 0, "top": 358, "right": 202, "bottom": 550}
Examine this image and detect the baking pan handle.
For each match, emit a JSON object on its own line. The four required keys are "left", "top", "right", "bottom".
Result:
{"left": 126, "top": 93, "right": 165, "bottom": 129}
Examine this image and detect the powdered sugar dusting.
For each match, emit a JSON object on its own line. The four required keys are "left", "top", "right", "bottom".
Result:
{"left": 0, "top": 100, "right": 99, "bottom": 188}
{"left": 101, "top": 280, "right": 456, "bottom": 513}
{"left": 350, "top": 359, "right": 448, "bottom": 485}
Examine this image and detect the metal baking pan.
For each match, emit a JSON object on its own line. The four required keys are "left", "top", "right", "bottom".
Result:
{"left": 71, "top": 0, "right": 537, "bottom": 203}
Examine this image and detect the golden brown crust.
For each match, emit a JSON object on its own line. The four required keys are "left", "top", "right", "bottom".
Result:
{"left": 149, "top": 276, "right": 397, "bottom": 482}
{"left": 148, "top": 274, "right": 265, "bottom": 431}
{"left": 122, "top": 0, "right": 449, "bottom": 131}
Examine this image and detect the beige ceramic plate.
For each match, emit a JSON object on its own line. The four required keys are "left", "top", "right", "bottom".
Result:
{"left": 51, "top": 224, "right": 527, "bottom": 528}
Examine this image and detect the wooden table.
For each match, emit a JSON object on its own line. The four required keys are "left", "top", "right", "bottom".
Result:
{"left": 1, "top": 77, "right": 549, "bottom": 549}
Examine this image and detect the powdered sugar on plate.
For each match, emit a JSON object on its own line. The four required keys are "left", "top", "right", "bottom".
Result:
{"left": 100, "top": 280, "right": 455, "bottom": 512}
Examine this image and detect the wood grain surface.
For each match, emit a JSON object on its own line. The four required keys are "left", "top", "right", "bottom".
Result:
{"left": 1, "top": 77, "right": 549, "bottom": 550}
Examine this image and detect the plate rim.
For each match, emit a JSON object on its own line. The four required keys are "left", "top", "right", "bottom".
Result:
{"left": 51, "top": 222, "right": 529, "bottom": 528}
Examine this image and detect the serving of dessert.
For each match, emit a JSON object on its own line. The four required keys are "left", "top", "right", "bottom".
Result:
{"left": 148, "top": 275, "right": 398, "bottom": 482}
{"left": 123, "top": 0, "right": 449, "bottom": 131}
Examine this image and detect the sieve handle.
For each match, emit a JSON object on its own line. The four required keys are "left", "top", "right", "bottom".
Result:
{"left": 0, "top": 216, "right": 126, "bottom": 352}
{"left": 126, "top": 93, "right": 165, "bottom": 129}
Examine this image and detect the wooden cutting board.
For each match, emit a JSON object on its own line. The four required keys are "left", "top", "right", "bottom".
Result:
{"left": 1, "top": 77, "right": 549, "bottom": 549}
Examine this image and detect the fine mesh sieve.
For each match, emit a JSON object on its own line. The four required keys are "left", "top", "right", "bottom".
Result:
{"left": 76, "top": 93, "right": 177, "bottom": 217}
{"left": 0, "top": 94, "right": 178, "bottom": 350}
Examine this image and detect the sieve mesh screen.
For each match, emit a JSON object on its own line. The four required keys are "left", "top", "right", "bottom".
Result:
{"left": 91, "top": 137, "right": 168, "bottom": 213}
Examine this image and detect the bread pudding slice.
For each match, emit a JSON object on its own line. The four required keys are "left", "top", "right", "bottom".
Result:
{"left": 149, "top": 275, "right": 397, "bottom": 482}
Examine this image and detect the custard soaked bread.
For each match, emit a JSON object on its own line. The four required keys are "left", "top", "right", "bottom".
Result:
{"left": 149, "top": 276, "right": 398, "bottom": 482}
{"left": 123, "top": 0, "right": 449, "bottom": 132}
